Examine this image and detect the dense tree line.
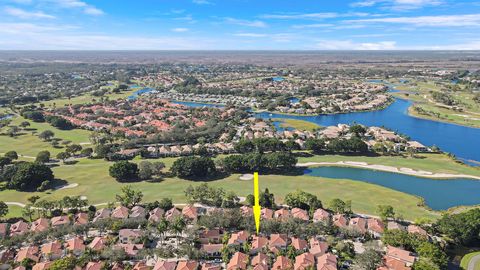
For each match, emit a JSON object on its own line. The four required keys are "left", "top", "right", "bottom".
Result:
{"left": 284, "top": 190, "right": 322, "bottom": 212}
{"left": 435, "top": 208, "right": 480, "bottom": 246}
{"left": 221, "top": 152, "right": 297, "bottom": 173}
{"left": 184, "top": 183, "right": 239, "bottom": 208}
{"left": 305, "top": 137, "right": 369, "bottom": 154}
{"left": 234, "top": 138, "right": 287, "bottom": 153}
{"left": 0, "top": 161, "right": 54, "bottom": 191}
{"left": 171, "top": 156, "right": 217, "bottom": 179}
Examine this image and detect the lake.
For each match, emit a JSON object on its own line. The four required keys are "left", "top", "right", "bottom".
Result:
{"left": 127, "top": 87, "right": 156, "bottom": 100}
{"left": 165, "top": 91, "right": 480, "bottom": 164}
{"left": 171, "top": 101, "right": 225, "bottom": 108}
{"left": 256, "top": 98, "right": 480, "bottom": 164}
{"left": 305, "top": 166, "right": 480, "bottom": 210}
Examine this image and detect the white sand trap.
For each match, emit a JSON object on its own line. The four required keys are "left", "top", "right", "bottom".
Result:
{"left": 56, "top": 183, "right": 79, "bottom": 190}
{"left": 239, "top": 174, "right": 254, "bottom": 180}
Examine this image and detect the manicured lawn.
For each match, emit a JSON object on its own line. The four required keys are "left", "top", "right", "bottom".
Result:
{"left": 272, "top": 118, "right": 321, "bottom": 131}
{"left": 393, "top": 79, "right": 480, "bottom": 128}
{"left": 1, "top": 153, "right": 464, "bottom": 221}
{"left": 461, "top": 251, "right": 480, "bottom": 270}
{"left": 0, "top": 115, "right": 92, "bottom": 157}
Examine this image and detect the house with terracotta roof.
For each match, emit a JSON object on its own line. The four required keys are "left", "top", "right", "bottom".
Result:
{"left": 148, "top": 208, "right": 165, "bottom": 223}
{"left": 51, "top": 215, "right": 70, "bottom": 227}
{"left": 41, "top": 240, "right": 63, "bottom": 260}
{"left": 10, "top": 220, "right": 29, "bottom": 236}
{"left": 32, "top": 262, "right": 52, "bottom": 270}
{"left": 74, "top": 212, "right": 89, "bottom": 225}
{"left": 260, "top": 208, "right": 274, "bottom": 220}
{"left": 291, "top": 237, "right": 308, "bottom": 251}
{"left": 313, "top": 208, "right": 331, "bottom": 223}
{"left": 119, "top": 229, "right": 143, "bottom": 244}
{"left": 407, "top": 225, "right": 428, "bottom": 237}
{"left": 165, "top": 207, "right": 182, "bottom": 221}
{"left": 130, "top": 206, "right": 146, "bottom": 219}
{"left": 85, "top": 261, "right": 104, "bottom": 270}
{"left": 111, "top": 206, "right": 130, "bottom": 219}
{"left": 93, "top": 208, "right": 111, "bottom": 222}
{"left": 251, "top": 253, "right": 269, "bottom": 267}
{"left": 383, "top": 246, "right": 417, "bottom": 270}
{"left": 201, "top": 243, "right": 223, "bottom": 258}
{"left": 228, "top": 230, "right": 249, "bottom": 246}
{"left": 182, "top": 205, "right": 198, "bottom": 220}
{"left": 387, "top": 221, "right": 406, "bottom": 231}
{"left": 269, "top": 234, "right": 289, "bottom": 249}
{"left": 332, "top": 214, "right": 348, "bottom": 228}
{"left": 291, "top": 208, "right": 309, "bottom": 221}
{"left": 199, "top": 228, "right": 223, "bottom": 244}
{"left": 133, "top": 261, "right": 150, "bottom": 270}
{"left": 274, "top": 209, "right": 290, "bottom": 221}
{"left": 227, "top": 252, "right": 249, "bottom": 270}
{"left": 368, "top": 218, "right": 385, "bottom": 238}
{"left": 250, "top": 235, "right": 269, "bottom": 254}
{"left": 89, "top": 236, "right": 107, "bottom": 251}
{"left": 154, "top": 260, "right": 177, "bottom": 270}
{"left": 176, "top": 260, "right": 198, "bottom": 270}
{"left": 272, "top": 256, "right": 292, "bottom": 270}
{"left": 317, "top": 253, "right": 337, "bottom": 270}
{"left": 30, "top": 218, "right": 50, "bottom": 233}
{"left": 15, "top": 246, "right": 39, "bottom": 263}
{"left": 65, "top": 237, "right": 85, "bottom": 256}
{"left": 118, "top": 243, "right": 144, "bottom": 257}
{"left": 349, "top": 217, "right": 367, "bottom": 234}
{"left": 309, "top": 238, "right": 329, "bottom": 257}
{"left": 294, "top": 252, "right": 315, "bottom": 270}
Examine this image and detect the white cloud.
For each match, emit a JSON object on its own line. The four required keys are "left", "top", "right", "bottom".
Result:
{"left": 351, "top": 0, "right": 443, "bottom": 10}
{"left": 0, "top": 23, "right": 76, "bottom": 34}
{"left": 192, "top": 0, "right": 212, "bottom": 4}
{"left": 315, "top": 39, "right": 397, "bottom": 50}
{"left": 83, "top": 7, "right": 104, "bottom": 16}
{"left": 171, "top": 28, "right": 189, "bottom": 32}
{"left": 43, "top": 0, "right": 104, "bottom": 15}
{"left": 233, "top": 33, "right": 267, "bottom": 37}
{"left": 260, "top": 12, "right": 338, "bottom": 20}
{"left": 292, "top": 23, "right": 334, "bottom": 29}
{"left": 225, "top": 18, "right": 267, "bottom": 28}
{"left": 4, "top": 6, "right": 55, "bottom": 19}
{"left": 347, "top": 14, "right": 480, "bottom": 27}
{"left": 412, "top": 40, "right": 480, "bottom": 50}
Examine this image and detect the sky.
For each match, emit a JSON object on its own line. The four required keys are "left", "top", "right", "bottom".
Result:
{"left": 0, "top": 0, "right": 480, "bottom": 50}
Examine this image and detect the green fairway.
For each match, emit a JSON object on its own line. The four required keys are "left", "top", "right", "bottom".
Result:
{"left": 0, "top": 114, "right": 92, "bottom": 157}
{"left": 4, "top": 153, "right": 475, "bottom": 221}
{"left": 272, "top": 118, "right": 321, "bottom": 131}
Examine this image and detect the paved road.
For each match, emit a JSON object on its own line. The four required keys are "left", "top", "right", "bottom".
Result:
{"left": 468, "top": 254, "right": 480, "bottom": 270}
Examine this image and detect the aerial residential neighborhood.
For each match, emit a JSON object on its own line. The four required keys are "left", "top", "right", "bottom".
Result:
{"left": 1, "top": 0, "right": 480, "bottom": 270}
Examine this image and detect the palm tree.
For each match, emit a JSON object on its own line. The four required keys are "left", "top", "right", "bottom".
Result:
{"left": 170, "top": 217, "right": 186, "bottom": 247}
{"left": 157, "top": 218, "right": 170, "bottom": 244}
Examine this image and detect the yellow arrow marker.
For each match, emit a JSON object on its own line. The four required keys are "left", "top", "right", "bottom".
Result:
{"left": 253, "top": 172, "right": 261, "bottom": 234}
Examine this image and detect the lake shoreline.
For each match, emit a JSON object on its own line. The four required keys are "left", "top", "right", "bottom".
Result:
{"left": 298, "top": 161, "right": 480, "bottom": 180}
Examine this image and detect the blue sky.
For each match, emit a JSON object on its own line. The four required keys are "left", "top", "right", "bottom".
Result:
{"left": 0, "top": 0, "right": 480, "bottom": 50}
